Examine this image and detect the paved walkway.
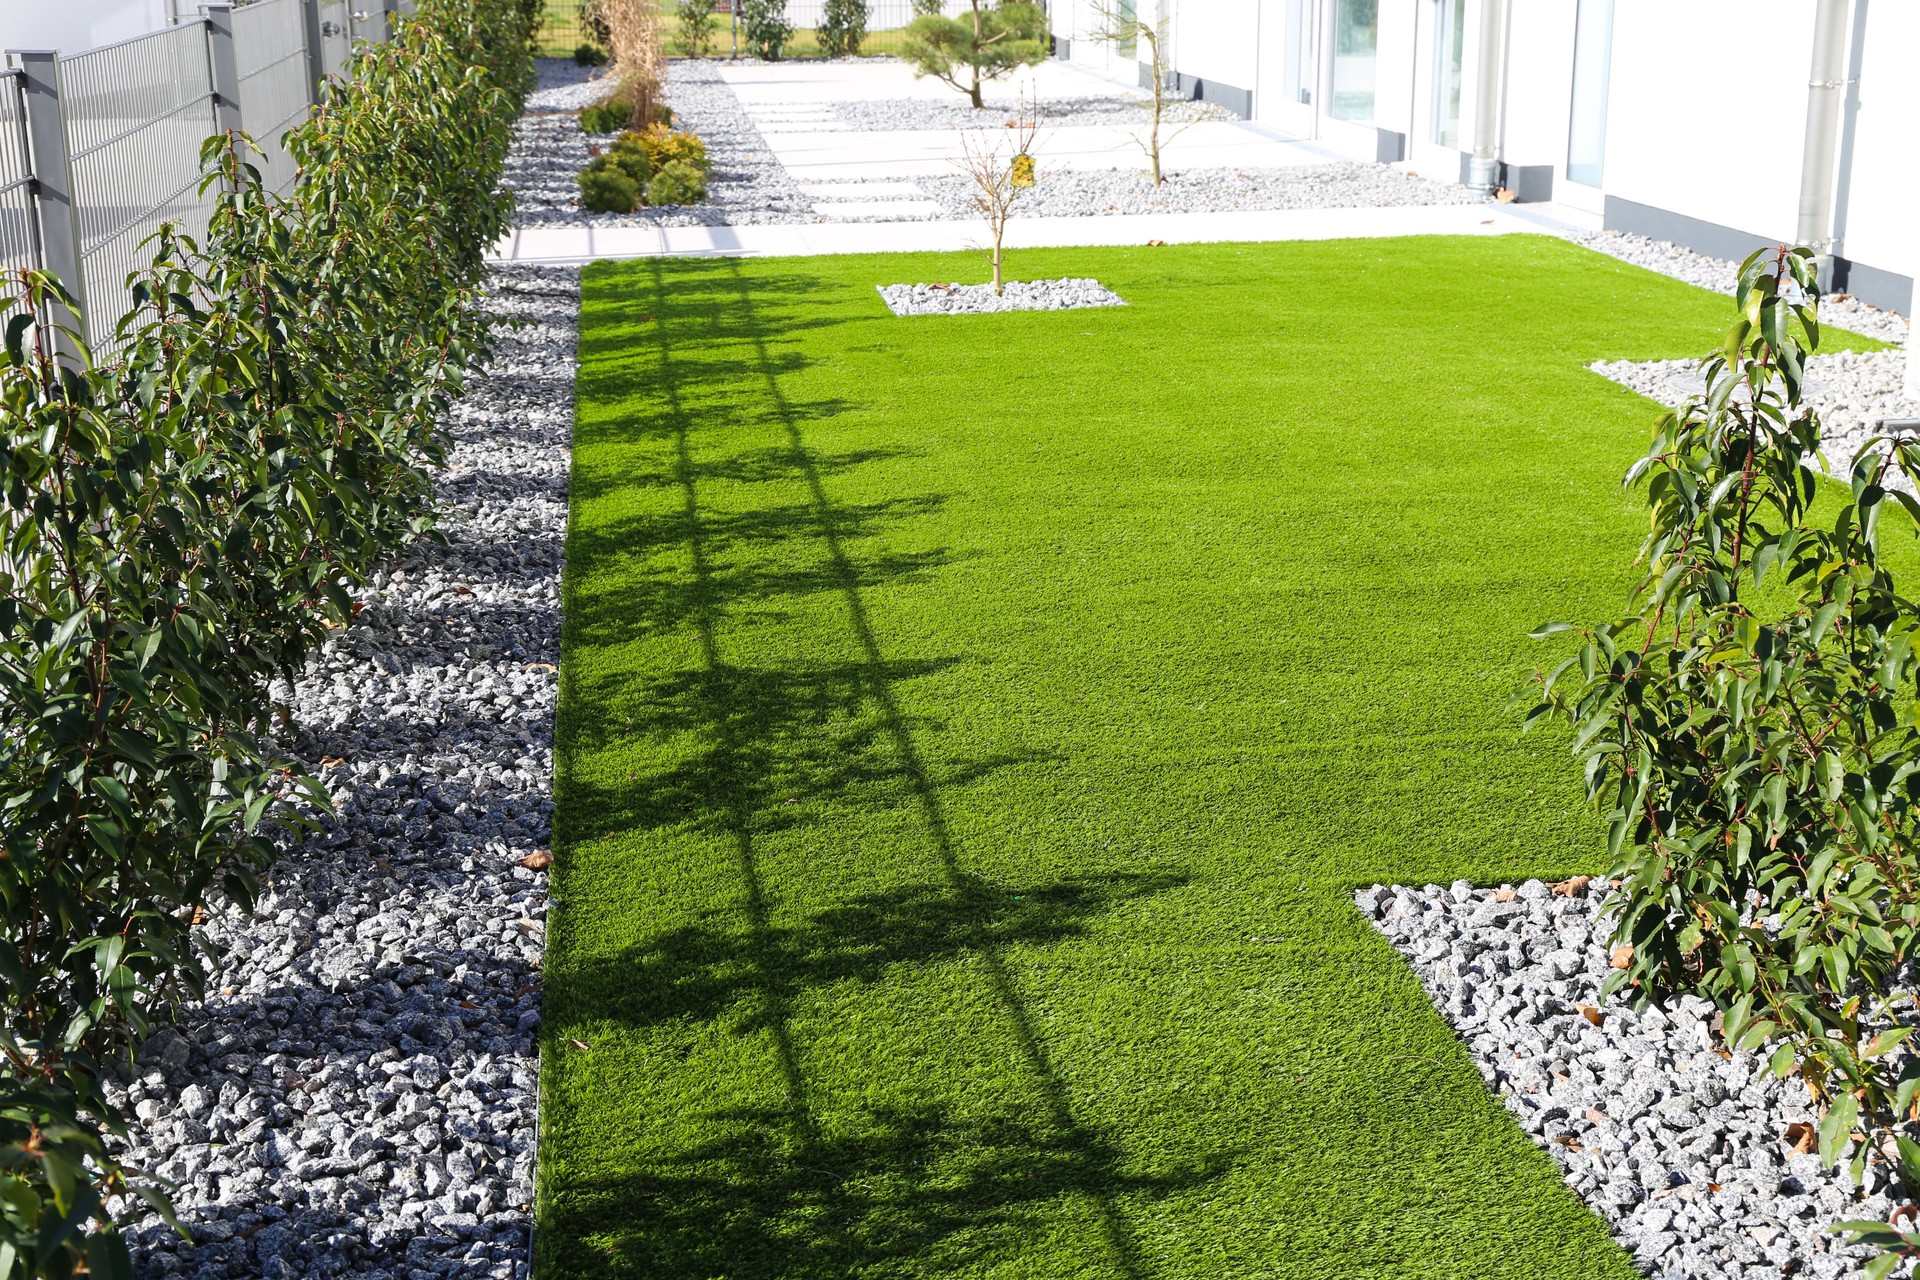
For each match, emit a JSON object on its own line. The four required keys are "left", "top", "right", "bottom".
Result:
{"left": 492, "top": 203, "right": 1553, "bottom": 267}
{"left": 490, "top": 58, "right": 1607, "bottom": 267}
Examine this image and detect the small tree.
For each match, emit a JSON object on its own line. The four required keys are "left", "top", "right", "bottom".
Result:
{"left": 1090, "top": 0, "right": 1182, "bottom": 185}
{"left": 903, "top": 0, "right": 1046, "bottom": 109}
{"left": 957, "top": 95, "right": 1040, "bottom": 294}
{"left": 1529, "top": 246, "right": 1920, "bottom": 1278}
{"left": 818, "top": 0, "right": 867, "bottom": 56}
{"left": 675, "top": 0, "right": 717, "bottom": 55}
{"left": 738, "top": 0, "right": 791, "bottom": 59}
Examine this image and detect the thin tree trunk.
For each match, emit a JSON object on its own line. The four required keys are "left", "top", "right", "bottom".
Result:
{"left": 970, "top": 0, "right": 985, "bottom": 108}
{"left": 992, "top": 220, "right": 1005, "bottom": 294}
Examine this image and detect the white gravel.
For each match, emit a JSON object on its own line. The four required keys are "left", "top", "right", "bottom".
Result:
{"left": 1362, "top": 879, "right": 1896, "bottom": 1280}
{"left": 1571, "top": 229, "right": 1909, "bottom": 347}
{"left": 1591, "top": 348, "right": 1920, "bottom": 487}
{"left": 829, "top": 90, "right": 1232, "bottom": 132}
{"left": 112, "top": 264, "right": 578, "bottom": 1279}
{"left": 908, "top": 163, "right": 1487, "bottom": 219}
{"left": 878, "top": 277, "right": 1127, "bottom": 315}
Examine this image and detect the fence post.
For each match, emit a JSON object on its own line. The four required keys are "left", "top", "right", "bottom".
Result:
{"left": 300, "top": 0, "right": 328, "bottom": 104}
{"left": 10, "top": 49, "right": 87, "bottom": 356}
{"left": 203, "top": 5, "right": 243, "bottom": 136}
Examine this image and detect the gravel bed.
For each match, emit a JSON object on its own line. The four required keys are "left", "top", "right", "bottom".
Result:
{"left": 523, "top": 57, "right": 610, "bottom": 113}
{"left": 906, "top": 163, "right": 1488, "bottom": 219}
{"left": 110, "top": 263, "right": 579, "bottom": 1279}
{"left": 1571, "top": 229, "right": 1909, "bottom": 347}
{"left": 1362, "top": 879, "right": 1894, "bottom": 1280}
{"left": 1591, "top": 348, "right": 1919, "bottom": 486}
{"left": 829, "top": 90, "right": 1232, "bottom": 132}
{"left": 506, "top": 58, "right": 812, "bottom": 227}
{"left": 878, "top": 277, "right": 1126, "bottom": 315}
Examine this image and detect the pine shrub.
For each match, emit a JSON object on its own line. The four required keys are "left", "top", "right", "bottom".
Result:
{"left": 647, "top": 158, "right": 708, "bottom": 205}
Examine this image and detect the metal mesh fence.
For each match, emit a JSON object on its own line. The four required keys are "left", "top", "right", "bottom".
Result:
{"left": 234, "top": 0, "right": 312, "bottom": 192}
{"left": 60, "top": 23, "right": 221, "bottom": 337}
{"left": 0, "top": 72, "right": 37, "bottom": 287}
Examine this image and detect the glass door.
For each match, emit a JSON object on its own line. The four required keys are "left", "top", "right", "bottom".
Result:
{"left": 1330, "top": 0, "right": 1378, "bottom": 124}
{"left": 1565, "top": 0, "right": 1614, "bottom": 191}
{"left": 1430, "top": 0, "right": 1465, "bottom": 147}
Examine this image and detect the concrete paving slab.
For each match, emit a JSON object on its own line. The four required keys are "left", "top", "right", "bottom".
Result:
{"left": 491, "top": 204, "right": 1540, "bottom": 266}
{"left": 799, "top": 181, "right": 930, "bottom": 198}
{"left": 811, "top": 199, "right": 948, "bottom": 219}
{"left": 718, "top": 58, "right": 1133, "bottom": 106}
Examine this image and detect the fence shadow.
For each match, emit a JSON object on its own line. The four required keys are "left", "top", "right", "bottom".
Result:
{"left": 548, "top": 255, "right": 1233, "bottom": 1277}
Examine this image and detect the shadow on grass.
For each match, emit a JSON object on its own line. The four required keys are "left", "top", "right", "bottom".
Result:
{"left": 548, "top": 257, "right": 1232, "bottom": 1277}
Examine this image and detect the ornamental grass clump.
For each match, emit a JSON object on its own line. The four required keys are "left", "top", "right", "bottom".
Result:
{"left": 1529, "top": 245, "right": 1920, "bottom": 1275}
{"left": 0, "top": 0, "right": 529, "bottom": 1268}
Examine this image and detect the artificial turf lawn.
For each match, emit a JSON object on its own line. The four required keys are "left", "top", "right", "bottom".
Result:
{"left": 542, "top": 236, "right": 1883, "bottom": 1278}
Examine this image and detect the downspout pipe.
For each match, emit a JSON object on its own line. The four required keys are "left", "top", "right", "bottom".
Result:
{"left": 1796, "top": 0, "right": 1851, "bottom": 286}
{"left": 1466, "top": 0, "right": 1506, "bottom": 192}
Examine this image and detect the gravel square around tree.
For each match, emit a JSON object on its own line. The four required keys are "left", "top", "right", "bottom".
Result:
{"left": 876, "top": 277, "right": 1126, "bottom": 315}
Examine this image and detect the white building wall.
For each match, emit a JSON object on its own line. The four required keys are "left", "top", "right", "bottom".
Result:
{"left": 1167, "top": 0, "right": 1259, "bottom": 100}
{"left": 3, "top": 0, "right": 173, "bottom": 53}
{"left": 1600, "top": 0, "right": 1809, "bottom": 243}
{"left": 1831, "top": 1, "right": 1920, "bottom": 296}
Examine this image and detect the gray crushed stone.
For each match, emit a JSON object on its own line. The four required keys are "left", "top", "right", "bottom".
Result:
{"left": 906, "top": 163, "right": 1488, "bottom": 219}
{"left": 109, "top": 263, "right": 579, "bottom": 1280}
{"left": 878, "top": 277, "right": 1126, "bottom": 315}
{"left": 829, "top": 90, "right": 1232, "bottom": 132}
{"left": 1571, "top": 229, "right": 1908, "bottom": 347}
{"left": 1363, "top": 879, "right": 1899, "bottom": 1280}
{"left": 506, "top": 57, "right": 812, "bottom": 226}
{"left": 1591, "top": 347, "right": 1919, "bottom": 487}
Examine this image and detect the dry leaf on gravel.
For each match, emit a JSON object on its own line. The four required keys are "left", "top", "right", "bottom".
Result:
{"left": 1492, "top": 887, "right": 1518, "bottom": 903}
{"left": 1609, "top": 945, "right": 1634, "bottom": 969}
{"left": 1584, "top": 1106, "right": 1608, "bottom": 1125}
{"left": 1784, "top": 1122, "right": 1816, "bottom": 1155}
{"left": 518, "top": 849, "right": 553, "bottom": 870}
{"left": 1577, "top": 1004, "right": 1604, "bottom": 1026}
{"left": 1551, "top": 876, "right": 1592, "bottom": 897}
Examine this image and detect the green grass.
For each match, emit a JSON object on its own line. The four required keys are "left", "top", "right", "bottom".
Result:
{"left": 542, "top": 236, "right": 1883, "bottom": 1278}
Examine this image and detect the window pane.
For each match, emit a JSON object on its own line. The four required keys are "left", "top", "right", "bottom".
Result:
{"left": 1330, "top": 0, "right": 1378, "bottom": 123}
{"left": 1566, "top": 0, "right": 1613, "bottom": 186}
{"left": 1432, "top": 0, "right": 1465, "bottom": 147}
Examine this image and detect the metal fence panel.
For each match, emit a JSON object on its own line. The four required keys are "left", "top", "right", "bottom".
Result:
{"left": 0, "top": 71, "right": 37, "bottom": 286}
{"left": 60, "top": 23, "right": 219, "bottom": 339}
{"left": 316, "top": 0, "right": 355, "bottom": 79}
{"left": 234, "top": 0, "right": 312, "bottom": 192}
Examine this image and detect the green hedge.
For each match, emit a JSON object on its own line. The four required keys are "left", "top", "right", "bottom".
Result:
{"left": 0, "top": 1, "right": 531, "bottom": 1272}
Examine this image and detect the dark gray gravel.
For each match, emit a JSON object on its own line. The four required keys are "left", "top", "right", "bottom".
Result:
{"left": 110, "top": 264, "right": 579, "bottom": 1280}
{"left": 506, "top": 58, "right": 813, "bottom": 227}
{"left": 878, "top": 277, "right": 1126, "bottom": 315}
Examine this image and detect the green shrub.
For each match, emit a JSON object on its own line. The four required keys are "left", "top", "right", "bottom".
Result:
{"left": 675, "top": 0, "right": 717, "bottom": 55}
{"left": 630, "top": 123, "right": 707, "bottom": 175}
{"left": 646, "top": 158, "right": 708, "bottom": 205}
{"left": 0, "top": 0, "right": 529, "bottom": 1267}
{"left": 574, "top": 41, "right": 608, "bottom": 64}
{"left": 607, "top": 132, "right": 652, "bottom": 184}
{"left": 737, "top": 0, "right": 790, "bottom": 59}
{"left": 911, "top": 0, "right": 943, "bottom": 15}
{"left": 580, "top": 96, "right": 671, "bottom": 135}
{"left": 578, "top": 98, "right": 631, "bottom": 134}
{"left": 819, "top": 0, "right": 867, "bottom": 56}
{"left": 579, "top": 156, "right": 642, "bottom": 211}
{"left": 1529, "top": 246, "right": 1920, "bottom": 1272}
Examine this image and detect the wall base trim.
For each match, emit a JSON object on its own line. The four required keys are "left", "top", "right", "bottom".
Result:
{"left": 1604, "top": 195, "right": 1913, "bottom": 315}
{"left": 1171, "top": 71, "right": 1250, "bottom": 120}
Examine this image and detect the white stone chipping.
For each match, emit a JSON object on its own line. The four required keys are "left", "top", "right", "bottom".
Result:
{"left": 877, "top": 278, "right": 1127, "bottom": 315}
{"left": 1362, "top": 880, "right": 1904, "bottom": 1280}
